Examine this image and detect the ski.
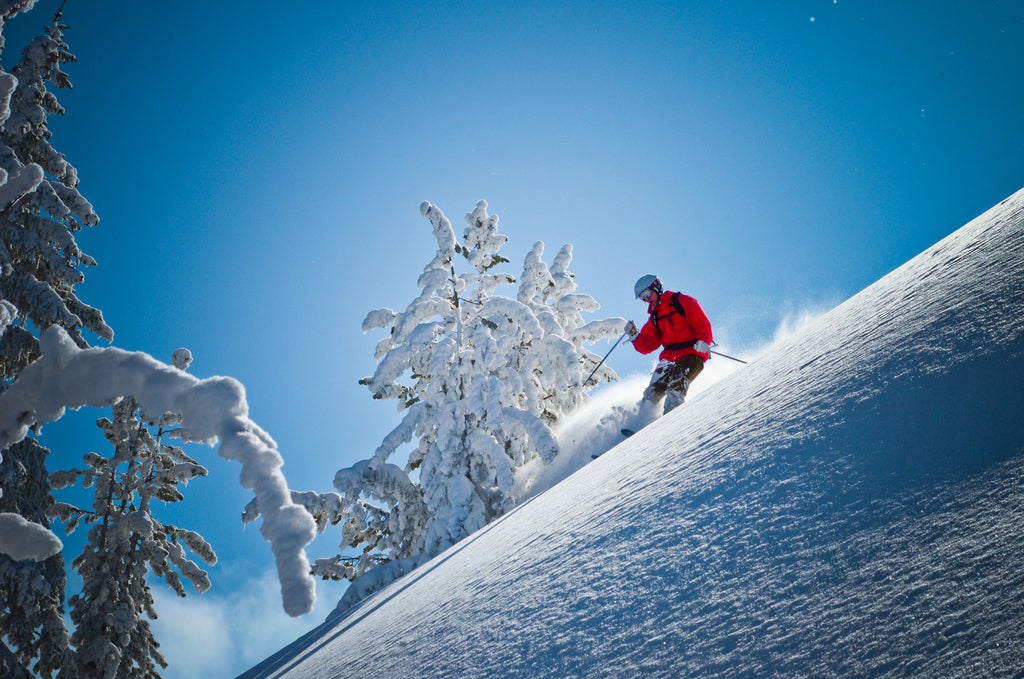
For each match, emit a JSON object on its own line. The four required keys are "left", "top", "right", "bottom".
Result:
{"left": 591, "top": 430, "right": 637, "bottom": 458}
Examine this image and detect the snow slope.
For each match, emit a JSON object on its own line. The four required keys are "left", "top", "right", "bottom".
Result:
{"left": 242, "top": 189, "right": 1024, "bottom": 678}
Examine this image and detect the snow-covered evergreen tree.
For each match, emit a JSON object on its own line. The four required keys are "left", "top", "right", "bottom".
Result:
{"left": 0, "top": 7, "right": 106, "bottom": 675}
{"left": 0, "top": 437, "right": 72, "bottom": 677}
{"left": 517, "top": 240, "right": 624, "bottom": 422}
{"left": 283, "top": 200, "right": 623, "bottom": 609}
{"left": 0, "top": 8, "right": 318, "bottom": 675}
{"left": 51, "top": 388, "right": 214, "bottom": 679}
{"left": 0, "top": 8, "right": 109, "bottom": 360}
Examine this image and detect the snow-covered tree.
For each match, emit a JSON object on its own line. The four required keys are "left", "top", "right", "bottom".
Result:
{"left": 0, "top": 6, "right": 108, "bottom": 675}
{"left": 517, "top": 240, "right": 624, "bottom": 422}
{"left": 0, "top": 2, "right": 102, "bottom": 418}
{"left": 0, "top": 321, "right": 319, "bottom": 675}
{"left": 0, "top": 10, "right": 109, "bottom": 358}
{"left": 0, "top": 437, "right": 71, "bottom": 677}
{"left": 0, "top": 9, "right": 317, "bottom": 677}
{"left": 280, "top": 200, "right": 623, "bottom": 609}
{"left": 51, "top": 385, "right": 215, "bottom": 679}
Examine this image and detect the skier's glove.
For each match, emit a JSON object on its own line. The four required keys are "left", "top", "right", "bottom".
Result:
{"left": 624, "top": 320, "right": 639, "bottom": 340}
{"left": 693, "top": 340, "right": 711, "bottom": 354}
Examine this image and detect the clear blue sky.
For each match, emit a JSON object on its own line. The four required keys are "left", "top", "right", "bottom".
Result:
{"left": 4, "top": 0, "right": 1022, "bottom": 672}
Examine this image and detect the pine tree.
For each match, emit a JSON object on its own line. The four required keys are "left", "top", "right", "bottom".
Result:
{"left": 0, "top": 438, "right": 72, "bottom": 677}
{"left": 0, "top": 9, "right": 110, "bottom": 360}
{"left": 292, "top": 200, "right": 622, "bottom": 608}
{"left": 51, "top": 388, "right": 215, "bottom": 679}
{"left": 517, "top": 240, "right": 624, "bottom": 423}
{"left": 0, "top": 7, "right": 107, "bottom": 676}
{"left": 0, "top": 10, "right": 319, "bottom": 675}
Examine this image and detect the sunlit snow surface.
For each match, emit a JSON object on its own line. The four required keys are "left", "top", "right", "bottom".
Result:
{"left": 244, "top": 190, "right": 1024, "bottom": 678}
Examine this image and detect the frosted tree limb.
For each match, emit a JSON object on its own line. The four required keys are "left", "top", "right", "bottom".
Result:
{"left": 0, "top": 326, "right": 318, "bottom": 616}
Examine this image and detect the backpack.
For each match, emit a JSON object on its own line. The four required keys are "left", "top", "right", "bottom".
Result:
{"left": 652, "top": 293, "right": 696, "bottom": 351}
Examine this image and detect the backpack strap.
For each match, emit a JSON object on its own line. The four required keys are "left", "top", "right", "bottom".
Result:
{"left": 670, "top": 292, "right": 686, "bottom": 319}
{"left": 652, "top": 292, "right": 686, "bottom": 325}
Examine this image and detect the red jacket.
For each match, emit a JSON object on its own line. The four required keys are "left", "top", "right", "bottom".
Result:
{"left": 632, "top": 290, "right": 713, "bottom": 362}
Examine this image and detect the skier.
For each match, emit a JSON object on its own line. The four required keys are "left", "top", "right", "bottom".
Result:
{"left": 625, "top": 274, "right": 713, "bottom": 426}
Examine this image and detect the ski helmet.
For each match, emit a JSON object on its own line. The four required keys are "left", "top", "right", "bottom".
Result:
{"left": 634, "top": 274, "right": 662, "bottom": 298}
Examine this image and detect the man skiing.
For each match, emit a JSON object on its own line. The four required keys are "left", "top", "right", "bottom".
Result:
{"left": 625, "top": 274, "right": 713, "bottom": 424}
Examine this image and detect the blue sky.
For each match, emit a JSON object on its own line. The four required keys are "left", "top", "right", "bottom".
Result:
{"left": 3, "top": 0, "right": 1023, "bottom": 673}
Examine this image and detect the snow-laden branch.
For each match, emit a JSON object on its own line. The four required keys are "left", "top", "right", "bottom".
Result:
{"left": 0, "top": 326, "right": 318, "bottom": 616}
{"left": 0, "top": 1, "right": 38, "bottom": 32}
{"left": 0, "top": 162, "right": 42, "bottom": 212}
{"left": 0, "top": 510, "right": 61, "bottom": 560}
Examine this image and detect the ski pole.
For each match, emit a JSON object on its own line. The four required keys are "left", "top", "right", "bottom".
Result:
{"left": 710, "top": 350, "right": 747, "bottom": 364}
{"left": 583, "top": 331, "right": 628, "bottom": 386}
{"left": 709, "top": 344, "right": 748, "bottom": 364}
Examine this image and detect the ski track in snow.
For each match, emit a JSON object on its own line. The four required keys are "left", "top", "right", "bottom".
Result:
{"left": 242, "top": 189, "right": 1024, "bottom": 678}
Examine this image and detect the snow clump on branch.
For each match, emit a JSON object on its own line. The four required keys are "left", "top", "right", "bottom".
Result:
{"left": 0, "top": 326, "right": 318, "bottom": 616}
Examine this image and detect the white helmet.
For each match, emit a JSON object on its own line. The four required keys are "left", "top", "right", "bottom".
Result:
{"left": 634, "top": 274, "right": 662, "bottom": 298}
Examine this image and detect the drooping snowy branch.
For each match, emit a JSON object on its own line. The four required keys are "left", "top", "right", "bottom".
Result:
{"left": 0, "top": 326, "right": 318, "bottom": 616}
